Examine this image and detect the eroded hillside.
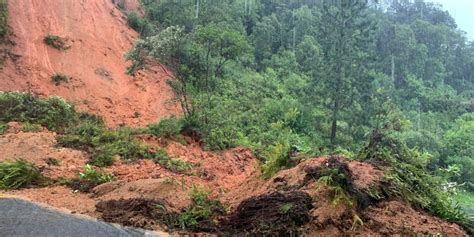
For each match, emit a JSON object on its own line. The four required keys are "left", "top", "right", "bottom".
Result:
{"left": 0, "top": 0, "right": 179, "bottom": 126}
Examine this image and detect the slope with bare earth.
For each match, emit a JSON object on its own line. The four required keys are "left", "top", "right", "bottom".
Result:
{"left": 0, "top": 0, "right": 179, "bottom": 127}
{"left": 0, "top": 126, "right": 468, "bottom": 236}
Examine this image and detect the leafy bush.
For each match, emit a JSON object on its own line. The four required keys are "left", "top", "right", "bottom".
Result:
{"left": 51, "top": 72, "right": 68, "bottom": 85}
{"left": 68, "top": 164, "right": 115, "bottom": 192}
{"left": 59, "top": 122, "right": 150, "bottom": 167}
{"left": 177, "top": 186, "right": 225, "bottom": 230}
{"left": 149, "top": 149, "right": 192, "bottom": 173}
{"left": 44, "top": 33, "right": 68, "bottom": 50}
{"left": 0, "top": 92, "right": 76, "bottom": 131}
{"left": 148, "top": 116, "right": 184, "bottom": 139}
{"left": 0, "top": 159, "right": 44, "bottom": 190}
{"left": 127, "top": 12, "right": 149, "bottom": 34}
{"left": 0, "top": 122, "right": 7, "bottom": 134}
{"left": 358, "top": 130, "right": 473, "bottom": 233}
{"left": 20, "top": 123, "right": 42, "bottom": 132}
{"left": 261, "top": 142, "right": 290, "bottom": 178}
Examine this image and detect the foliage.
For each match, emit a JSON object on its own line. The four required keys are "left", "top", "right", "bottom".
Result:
{"left": 0, "top": 159, "right": 44, "bottom": 190}
{"left": 127, "top": 12, "right": 151, "bottom": 35}
{"left": 20, "top": 123, "right": 42, "bottom": 132}
{"left": 148, "top": 116, "right": 184, "bottom": 139}
{"left": 148, "top": 149, "right": 192, "bottom": 173}
{"left": 177, "top": 186, "right": 224, "bottom": 230}
{"left": 51, "top": 72, "right": 68, "bottom": 85}
{"left": 0, "top": 92, "right": 76, "bottom": 131}
{"left": 79, "top": 164, "right": 115, "bottom": 184}
{"left": 0, "top": 0, "right": 7, "bottom": 39}
{"left": 43, "top": 33, "right": 68, "bottom": 50}
{"left": 358, "top": 129, "right": 473, "bottom": 232}
{"left": 0, "top": 122, "right": 7, "bottom": 134}
{"left": 59, "top": 122, "right": 150, "bottom": 167}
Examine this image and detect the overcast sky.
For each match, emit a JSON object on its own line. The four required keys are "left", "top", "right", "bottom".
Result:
{"left": 427, "top": 0, "right": 474, "bottom": 40}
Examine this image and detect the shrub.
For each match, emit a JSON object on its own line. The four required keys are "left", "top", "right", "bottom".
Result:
{"left": 177, "top": 186, "right": 225, "bottom": 230}
{"left": 68, "top": 164, "right": 115, "bottom": 192}
{"left": 127, "top": 12, "right": 148, "bottom": 34}
{"left": 358, "top": 130, "right": 473, "bottom": 233}
{"left": 0, "top": 92, "right": 76, "bottom": 131}
{"left": 149, "top": 149, "right": 192, "bottom": 173}
{"left": 0, "top": 122, "right": 7, "bottom": 134}
{"left": 148, "top": 116, "right": 184, "bottom": 139}
{"left": 59, "top": 122, "right": 150, "bottom": 167}
{"left": 0, "top": 159, "right": 44, "bottom": 190}
{"left": 51, "top": 72, "right": 68, "bottom": 85}
{"left": 44, "top": 33, "right": 68, "bottom": 50}
{"left": 20, "top": 123, "right": 42, "bottom": 132}
{"left": 261, "top": 142, "right": 290, "bottom": 178}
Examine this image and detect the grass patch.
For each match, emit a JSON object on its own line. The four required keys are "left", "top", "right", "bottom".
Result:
{"left": 0, "top": 92, "right": 76, "bottom": 132}
{"left": 20, "top": 123, "right": 42, "bottom": 132}
{"left": 149, "top": 149, "right": 192, "bottom": 173}
{"left": 67, "top": 164, "right": 115, "bottom": 192}
{"left": 177, "top": 186, "right": 225, "bottom": 230}
{"left": 44, "top": 33, "right": 68, "bottom": 50}
{"left": 0, "top": 122, "right": 7, "bottom": 134}
{"left": 58, "top": 121, "right": 151, "bottom": 167}
{"left": 51, "top": 72, "right": 68, "bottom": 85}
{"left": 147, "top": 116, "right": 184, "bottom": 139}
{"left": 0, "top": 159, "right": 46, "bottom": 190}
{"left": 46, "top": 157, "right": 60, "bottom": 166}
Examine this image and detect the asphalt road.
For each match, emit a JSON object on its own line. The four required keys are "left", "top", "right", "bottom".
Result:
{"left": 0, "top": 198, "right": 167, "bottom": 237}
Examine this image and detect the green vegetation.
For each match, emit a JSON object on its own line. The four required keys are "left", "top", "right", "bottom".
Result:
{"left": 177, "top": 186, "right": 224, "bottom": 230}
{"left": 147, "top": 116, "right": 184, "bottom": 139}
{"left": 358, "top": 129, "right": 473, "bottom": 233}
{"left": 0, "top": 159, "right": 45, "bottom": 190}
{"left": 46, "top": 157, "right": 60, "bottom": 166}
{"left": 59, "top": 121, "right": 150, "bottom": 167}
{"left": 20, "top": 123, "right": 42, "bottom": 132}
{"left": 44, "top": 33, "right": 68, "bottom": 50}
{"left": 127, "top": 12, "right": 151, "bottom": 35}
{"left": 51, "top": 72, "right": 68, "bottom": 85}
{"left": 0, "top": 91, "right": 75, "bottom": 131}
{"left": 125, "top": 0, "right": 474, "bottom": 232}
{"left": 148, "top": 149, "right": 192, "bottom": 173}
{"left": 0, "top": 122, "right": 7, "bottom": 134}
{"left": 0, "top": 0, "right": 7, "bottom": 39}
{"left": 79, "top": 164, "right": 115, "bottom": 184}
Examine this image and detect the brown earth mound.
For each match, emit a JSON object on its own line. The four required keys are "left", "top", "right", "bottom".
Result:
{"left": 96, "top": 198, "right": 177, "bottom": 230}
{"left": 226, "top": 191, "right": 313, "bottom": 235}
{"left": 0, "top": 0, "right": 180, "bottom": 127}
{"left": 0, "top": 123, "right": 87, "bottom": 179}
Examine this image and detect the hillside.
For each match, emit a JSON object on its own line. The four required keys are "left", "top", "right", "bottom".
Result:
{"left": 0, "top": 0, "right": 472, "bottom": 236}
{"left": 0, "top": 0, "right": 179, "bottom": 127}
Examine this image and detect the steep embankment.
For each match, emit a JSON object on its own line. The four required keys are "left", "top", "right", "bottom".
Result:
{"left": 0, "top": 0, "right": 179, "bottom": 126}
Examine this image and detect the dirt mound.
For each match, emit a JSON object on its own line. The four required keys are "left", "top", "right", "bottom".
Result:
{"left": 0, "top": 124, "right": 87, "bottom": 179}
{"left": 93, "top": 178, "right": 192, "bottom": 212}
{"left": 361, "top": 201, "right": 468, "bottom": 237}
{"left": 96, "top": 198, "right": 177, "bottom": 230}
{"left": 0, "top": 0, "right": 180, "bottom": 127}
{"left": 226, "top": 191, "right": 313, "bottom": 235}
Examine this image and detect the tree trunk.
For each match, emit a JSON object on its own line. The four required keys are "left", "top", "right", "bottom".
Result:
{"left": 330, "top": 98, "right": 339, "bottom": 146}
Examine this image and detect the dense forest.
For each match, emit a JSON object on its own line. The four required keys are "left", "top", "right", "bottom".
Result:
{"left": 126, "top": 0, "right": 473, "bottom": 191}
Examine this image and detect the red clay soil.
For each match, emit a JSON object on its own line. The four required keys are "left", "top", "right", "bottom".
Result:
{"left": 0, "top": 122, "right": 87, "bottom": 179}
{"left": 0, "top": 0, "right": 180, "bottom": 127}
{"left": 0, "top": 125, "right": 468, "bottom": 236}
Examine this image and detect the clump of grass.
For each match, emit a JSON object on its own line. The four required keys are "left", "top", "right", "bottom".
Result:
{"left": 51, "top": 72, "right": 68, "bottom": 85}
{"left": 177, "top": 186, "right": 225, "bottom": 230}
{"left": 0, "top": 159, "right": 45, "bottom": 190}
{"left": 46, "top": 157, "right": 60, "bottom": 166}
{"left": 0, "top": 122, "right": 7, "bottom": 134}
{"left": 58, "top": 122, "right": 151, "bottom": 167}
{"left": 20, "top": 123, "right": 42, "bottom": 132}
{"left": 67, "top": 164, "right": 115, "bottom": 192}
{"left": 148, "top": 116, "right": 184, "bottom": 139}
{"left": 44, "top": 33, "right": 68, "bottom": 50}
{"left": 0, "top": 91, "right": 76, "bottom": 132}
{"left": 149, "top": 149, "right": 192, "bottom": 173}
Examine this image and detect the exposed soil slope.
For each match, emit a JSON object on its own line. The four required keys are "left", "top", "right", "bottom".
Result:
{"left": 0, "top": 127, "right": 467, "bottom": 236}
{"left": 0, "top": 0, "right": 179, "bottom": 127}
